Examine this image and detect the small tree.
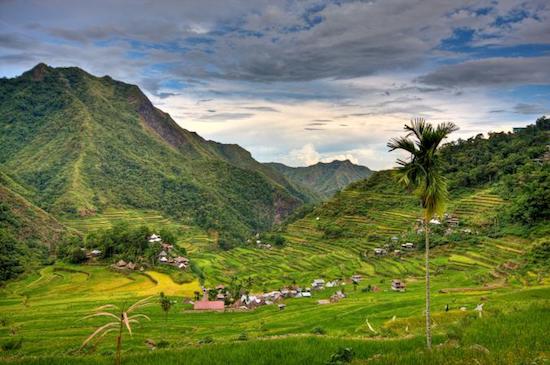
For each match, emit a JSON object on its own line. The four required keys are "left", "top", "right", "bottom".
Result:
{"left": 159, "top": 292, "right": 172, "bottom": 339}
{"left": 80, "top": 297, "right": 155, "bottom": 365}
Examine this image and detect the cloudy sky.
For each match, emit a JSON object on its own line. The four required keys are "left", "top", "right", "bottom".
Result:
{"left": 1, "top": 0, "right": 549, "bottom": 169}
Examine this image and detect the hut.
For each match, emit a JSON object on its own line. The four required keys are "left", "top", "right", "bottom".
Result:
{"left": 391, "top": 280, "right": 406, "bottom": 292}
{"left": 193, "top": 300, "right": 224, "bottom": 311}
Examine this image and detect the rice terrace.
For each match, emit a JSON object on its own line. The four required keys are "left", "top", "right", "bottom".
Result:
{"left": 0, "top": 1, "right": 549, "bottom": 365}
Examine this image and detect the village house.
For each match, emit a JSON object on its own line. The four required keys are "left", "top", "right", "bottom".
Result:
{"left": 394, "top": 249, "right": 401, "bottom": 256}
{"left": 330, "top": 290, "right": 346, "bottom": 303}
{"left": 148, "top": 234, "right": 162, "bottom": 243}
{"left": 391, "top": 236, "right": 399, "bottom": 243}
{"left": 446, "top": 215, "right": 460, "bottom": 227}
{"left": 351, "top": 275, "right": 363, "bottom": 283}
{"left": 401, "top": 242, "right": 414, "bottom": 250}
{"left": 311, "top": 279, "right": 325, "bottom": 289}
{"left": 391, "top": 279, "right": 406, "bottom": 292}
{"left": 193, "top": 300, "right": 225, "bottom": 311}
{"left": 374, "top": 248, "right": 387, "bottom": 256}
{"left": 90, "top": 249, "right": 102, "bottom": 257}
{"left": 429, "top": 218, "right": 441, "bottom": 225}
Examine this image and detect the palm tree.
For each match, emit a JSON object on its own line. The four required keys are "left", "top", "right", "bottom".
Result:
{"left": 387, "top": 118, "right": 458, "bottom": 349}
{"left": 159, "top": 292, "right": 172, "bottom": 339}
{"left": 80, "top": 296, "right": 155, "bottom": 365}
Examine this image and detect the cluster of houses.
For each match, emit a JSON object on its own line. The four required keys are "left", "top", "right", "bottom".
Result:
{"left": 373, "top": 240, "right": 415, "bottom": 257}
{"left": 148, "top": 234, "right": 190, "bottom": 271}
{"left": 192, "top": 275, "right": 373, "bottom": 312}
{"left": 112, "top": 259, "right": 140, "bottom": 271}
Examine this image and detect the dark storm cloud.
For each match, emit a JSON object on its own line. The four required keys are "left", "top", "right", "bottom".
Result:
{"left": 513, "top": 103, "right": 549, "bottom": 115}
{"left": 417, "top": 56, "right": 550, "bottom": 87}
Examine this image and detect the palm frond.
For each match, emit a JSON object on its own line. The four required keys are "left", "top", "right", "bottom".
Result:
{"left": 94, "top": 304, "right": 119, "bottom": 312}
{"left": 80, "top": 322, "right": 118, "bottom": 350}
{"left": 81, "top": 312, "right": 120, "bottom": 322}
{"left": 129, "top": 314, "right": 151, "bottom": 321}
{"left": 122, "top": 312, "right": 132, "bottom": 336}
{"left": 127, "top": 296, "right": 155, "bottom": 313}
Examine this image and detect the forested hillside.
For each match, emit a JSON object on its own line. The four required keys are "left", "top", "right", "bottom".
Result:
{"left": 266, "top": 159, "right": 373, "bottom": 198}
{"left": 0, "top": 170, "right": 69, "bottom": 281}
{"left": 311, "top": 117, "right": 549, "bottom": 237}
{"left": 0, "top": 64, "right": 315, "bottom": 244}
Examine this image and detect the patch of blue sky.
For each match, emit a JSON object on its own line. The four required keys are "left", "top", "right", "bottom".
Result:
{"left": 493, "top": 8, "right": 529, "bottom": 27}
{"left": 488, "top": 85, "right": 550, "bottom": 116}
{"left": 184, "top": 37, "right": 215, "bottom": 46}
{"left": 126, "top": 50, "right": 146, "bottom": 60}
{"left": 160, "top": 79, "right": 187, "bottom": 90}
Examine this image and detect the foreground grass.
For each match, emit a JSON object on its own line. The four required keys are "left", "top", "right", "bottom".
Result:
{"left": 1, "top": 303, "right": 548, "bottom": 365}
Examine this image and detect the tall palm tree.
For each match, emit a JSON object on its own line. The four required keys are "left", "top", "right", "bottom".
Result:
{"left": 387, "top": 118, "right": 458, "bottom": 349}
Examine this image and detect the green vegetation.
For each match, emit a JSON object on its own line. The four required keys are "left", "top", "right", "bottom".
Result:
{"left": 0, "top": 63, "right": 548, "bottom": 363}
{"left": 266, "top": 159, "right": 373, "bottom": 199}
{"left": 388, "top": 118, "right": 458, "bottom": 348}
{"left": 0, "top": 64, "right": 314, "bottom": 245}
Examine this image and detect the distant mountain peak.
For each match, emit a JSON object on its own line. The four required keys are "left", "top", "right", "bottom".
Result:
{"left": 265, "top": 159, "right": 373, "bottom": 199}
{"left": 26, "top": 62, "right": 51, "bottom": 81}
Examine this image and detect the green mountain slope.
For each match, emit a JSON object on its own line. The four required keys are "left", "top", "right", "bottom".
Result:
{"left": 0, "top": 170, "right": 70, "bottom": 281}
{"left": 265, "top": 159, "right": 373, "bottom": 199}
{"left": 0, "top": 63, "right": 312, "bottom": 243}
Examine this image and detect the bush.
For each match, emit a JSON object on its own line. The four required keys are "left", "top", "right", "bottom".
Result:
{"left": 157, "top": 340, "right": 170, "bottom": 349}
{"left": 198, "top": 336, "right": 213, "bottom": 344}
{"left": 67, "top": 247, "right": 87, "bottom": 264}
{"left": 236, "top": 332, "right": 248, "bottom": 341}
{"left": 312, "top": 326, "right": 326, "bottom": 335}
{"left": 1, "top": 338, "right": 23, "bottom": 351}
{"left": 326, "top": 347, "right": 354, "bottom": 364}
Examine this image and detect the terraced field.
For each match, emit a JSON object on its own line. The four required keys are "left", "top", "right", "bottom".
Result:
{"left": 60, "top": 209, "right": 181, "bottom": 233}
{"left": 189, "top": 189, "right": 521, "bottom": 291}
{"left": 1, "top": 187, "right": 547, "bottom": 364}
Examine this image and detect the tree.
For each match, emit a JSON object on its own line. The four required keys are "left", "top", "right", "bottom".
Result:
{"left": 80, "top": 296, "right": 155, "bottom": 365}
{"left": 159, "top": 292, "right": 172, "bottom": 340}
{"left": 388, "top": 118, "right": 457, "bottom": 349}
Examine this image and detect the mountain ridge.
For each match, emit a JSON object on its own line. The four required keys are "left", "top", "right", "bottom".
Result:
{"left": 0, "top": 63, "right": 315, "bottom": 243}
{"left": 265, "top": 159, "right": 373, "bottom": 198}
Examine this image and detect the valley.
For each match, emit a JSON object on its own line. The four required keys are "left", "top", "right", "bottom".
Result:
{"left": 0, "top": 66, "right": 548, "bottom": 365}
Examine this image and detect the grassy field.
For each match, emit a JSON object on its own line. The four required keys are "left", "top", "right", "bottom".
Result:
{"left": 1, "top": 188, "right": 548, "bottom": 364}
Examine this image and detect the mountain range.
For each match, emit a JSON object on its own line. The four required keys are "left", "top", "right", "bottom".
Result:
{"left": 0, "top": 63, "right": 370, "bottom": 244}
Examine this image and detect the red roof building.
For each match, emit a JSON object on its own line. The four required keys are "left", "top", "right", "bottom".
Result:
{"left": 193, "top": 300, "right": 225, "bottom": 311}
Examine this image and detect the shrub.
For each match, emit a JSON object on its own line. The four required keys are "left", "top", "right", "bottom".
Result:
{"left": 198, "top": 336, "right": 213, "bottom": 344}
{"left": 236, "top": 332, "right": 248, "bottom": 341}
{"left": 312, "top": 326, "right": 326, "bottom": 335}
{"left": 157, "top": 340, "right": 169, "bottom": 349}
{"left": 326, "top": 347, "right": 354, "bottom": 364}
{"left": 1, "top": 338, "right": 23, "bottom": 351}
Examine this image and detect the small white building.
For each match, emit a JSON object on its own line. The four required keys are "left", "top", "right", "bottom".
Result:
{"left": 148, "top": 234, "right": 162, "bottom": 243}
{"left": 90, "top": 249, "right": 102, "bottom": 256}
{"left": 301, "top": 292, "right": 312, "bottom": 298}
{"left": 401, "top": 242, "right": 415, "bottom": 250}
{"left": 311, "top": 279, "right": 325, "bottom": 289}
{"left": 374, "top": 248, "right": 387, "bottom": 256}
{"left": 429, "top": 219, "right": 441, "bottom": 225}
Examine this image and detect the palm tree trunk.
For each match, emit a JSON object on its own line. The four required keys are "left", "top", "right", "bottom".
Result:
{"left": 115, "top": 315, "right": 123, "bottom": 365}
{"left": 424, "top": 219, "right": 432, "bottom": 349}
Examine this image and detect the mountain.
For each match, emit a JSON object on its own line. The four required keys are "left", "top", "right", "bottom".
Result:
{"left": 0, "top": 63, "right": 314, "bottom": 243}
{"left": 306, "top": 118, "right": 549, "bottom": 233}
{"left": 0, "top": 169, "right": 71, "bottom": 281}
{"left": 265, "top": 159, "right": 373, "bottom": 199}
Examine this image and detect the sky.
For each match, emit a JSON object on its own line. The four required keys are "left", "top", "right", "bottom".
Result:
{"left": 1, "top": 0, "right": 549, "bottom": 170}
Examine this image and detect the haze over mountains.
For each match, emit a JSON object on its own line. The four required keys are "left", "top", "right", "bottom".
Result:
{"left": 266, "top": 160, "right": 373, "bottom": 198}
{"left": 0, "top": 64, "right": 370, "bottom": 243}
